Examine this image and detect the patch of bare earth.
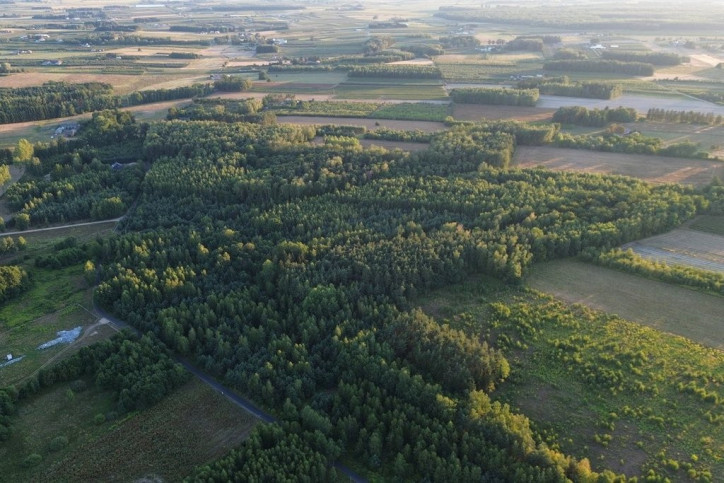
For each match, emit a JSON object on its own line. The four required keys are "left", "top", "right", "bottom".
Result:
{"left": 514, "top": 146, "right": 724, "bottom": 187}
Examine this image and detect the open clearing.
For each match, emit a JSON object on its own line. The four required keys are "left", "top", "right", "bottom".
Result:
{"left": 622, "top": 228, "right": 724, "bottom": 273}
{"left": 513, "top": 146, "right": 724, "bottom": 187}
{"left": 453, "top": 104, "right": 555, "bottom": 122}
{"left": 359, "top": 139, "right": 429, "bottom": 152}
{"left": 1, "top": 378, "right": 257, "bottom": 482}
{"left": 526, "top": 260, "right": 724, "bottom": 350}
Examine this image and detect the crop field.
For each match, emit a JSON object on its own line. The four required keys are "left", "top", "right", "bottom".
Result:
{"left": 513, "top": 146, "right": 724, "bottom": 187}
{"left": 622, "top": 228, "right": 724, "bottom": 273}
{"left": 525, "top": 260, "right": 724, "bottom": 350}
{"left": 334, "top": 82, "right": 448, "bottom": 101}
{"left": 0, "top": 378, "right": 257, "bottom": 482}
{"left": 453, "top": 104, "right": 555, "bottom": 121}
{"left": 629, "top": 122, "right": 724, "bottom": 159}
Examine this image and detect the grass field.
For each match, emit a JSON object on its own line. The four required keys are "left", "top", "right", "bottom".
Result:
{"left": 334, "top": 83, "right": 448, "bottom": 101}
{"left": 513, "top": 146, "right": 724, "bottom": 187}
{"left": 525, "top": 260, "right": 724, "bottom": 350}
{"left": 0, "top": 378, "right": 257, "bottom": 481}
{"left": 622, "top": 228, "right": 724, "bottom": 273}
{"left": 419, "top": 276, "right": 724, "bottom": 478}
{"left": 452, "top": 104, "right": 555, "bottom": 122}
{"left": 689, "top": 215, "right": 724, "bottom": 236}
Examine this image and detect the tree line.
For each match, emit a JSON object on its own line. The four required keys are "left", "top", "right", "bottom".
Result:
{"left": 553, "top": 106, "right": 638, "bottom": 126}
{"left": 544, "top": 59, "right": 655, "bottom": 76}
{"left": 647, "top": 108, "right": 724, "bottom": 125}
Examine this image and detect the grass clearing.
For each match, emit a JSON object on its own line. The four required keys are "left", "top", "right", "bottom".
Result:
{"left": 513, "top": 146, "right": 724, "bottom": 187}
{"left": 0, "top": 378, "right": 257, "bottom": 482}
{"left": 525, "top": 259, "right": 724, "bottom": 350}
{"left": 334, "top": 83, "right": 448, "bottom": 101}
{"left": 452, "top": 104, "right": 555, "bottom": 122}
{"left": 418, "top": 277, "right": 724, "bottom": 478}
{"left": 689, "top": 215, "right": 724, "bottom": 236}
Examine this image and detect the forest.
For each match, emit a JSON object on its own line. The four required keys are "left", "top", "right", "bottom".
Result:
{"left": 9, "top": 110, "right": 701, "bottom": 480}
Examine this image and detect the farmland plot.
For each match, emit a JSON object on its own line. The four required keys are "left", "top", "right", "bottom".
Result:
{"left": 622, "top": 228, "right": 724, "bottom": 273}
{"left": 513, "top": 146, "right": 724, "bottom": 187}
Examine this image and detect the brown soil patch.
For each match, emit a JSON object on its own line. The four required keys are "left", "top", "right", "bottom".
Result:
{"left": 514, "top": 146, "right": 724, "bottom": 187}
{"left": 453, "top": 104, "right": 555, "bottom": 122}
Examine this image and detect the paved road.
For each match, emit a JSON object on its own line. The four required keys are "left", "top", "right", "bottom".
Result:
{"left": 1, "top": 217, "right": 121, "bottom": 237}
{"left": 92, "top": 304, "right": 366, "bottom": 482}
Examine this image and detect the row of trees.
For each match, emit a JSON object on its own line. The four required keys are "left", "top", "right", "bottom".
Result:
{"left": 646, "top": 108, "right": 724, "bottom": 125}
{"left": 584, "top": 248, "right": 724, "bottom": 295}
{"left": 348, "top": 65, "right": 443, "bottom": 79}
{"left": 537, "top": 81, "right": 623, "bottom": 100}
{"left": 601, "top": 51, "right": 687, "bottom": 66}
{"left": 553, "top": 106, "right": 638, "bottom": 126}
{"left": 555, "top": 131, "right": 707, "bottom": 158}
{"left": 0, "top": 82, "right": 216, "bottom": 125}
{"left": 450, "top": 87, "right": 539, "bottom": 106}
{"left": 544, "top": 59, "right": 655, "bottom": 76}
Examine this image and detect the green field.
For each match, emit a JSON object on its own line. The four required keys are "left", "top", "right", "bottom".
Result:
{"left": 689, "top": 215, "right": 724, "bottom": 236}
{"left": 525, "top": 260, "right": 724, "bottom": 350}
{"left": 419, "top": 277, "right": 723, "bottom": 479}
{"left": 0, "top": 378, "right": 257, "bottom": 481}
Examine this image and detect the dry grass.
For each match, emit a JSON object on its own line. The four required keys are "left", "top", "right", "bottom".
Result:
{"left": 513, "top": 146, "right": 724, "bottom": 187}
{"left": 453, "top": 104, "right": 555, "bottom": 122}
{"left": 0, "top": 73, "right": 196, "bottom": 95}
{"left": 526, "top": 259, "right": 724, "bottom": 350}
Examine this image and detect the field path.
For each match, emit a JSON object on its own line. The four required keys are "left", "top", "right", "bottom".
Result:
{"left": 92, "top": 305, "right": 368, "bottom": 482}
{"left": 0, "top": 217, "right": 122, "bottom": 237}
{"left": 527, "top": 260, "right": 724, "bottom": 350}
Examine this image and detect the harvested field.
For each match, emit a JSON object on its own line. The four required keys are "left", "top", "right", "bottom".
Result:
{"left": 278, "top": 115, "right": 445, "bottom": 132}
{"left": 513, "top": 146, "right": 724, "bottom": 187}
{"left": 0, "top": 73, "right": 189, "bottom": 95}
{"left": 526, "top": 260, "right": 724, "bottom": 350}
{"left": 622, "top": 228, "right": 724, "bottom": 273}
{"left": 453, "top": 104, "right": 555, "bottom": 122}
